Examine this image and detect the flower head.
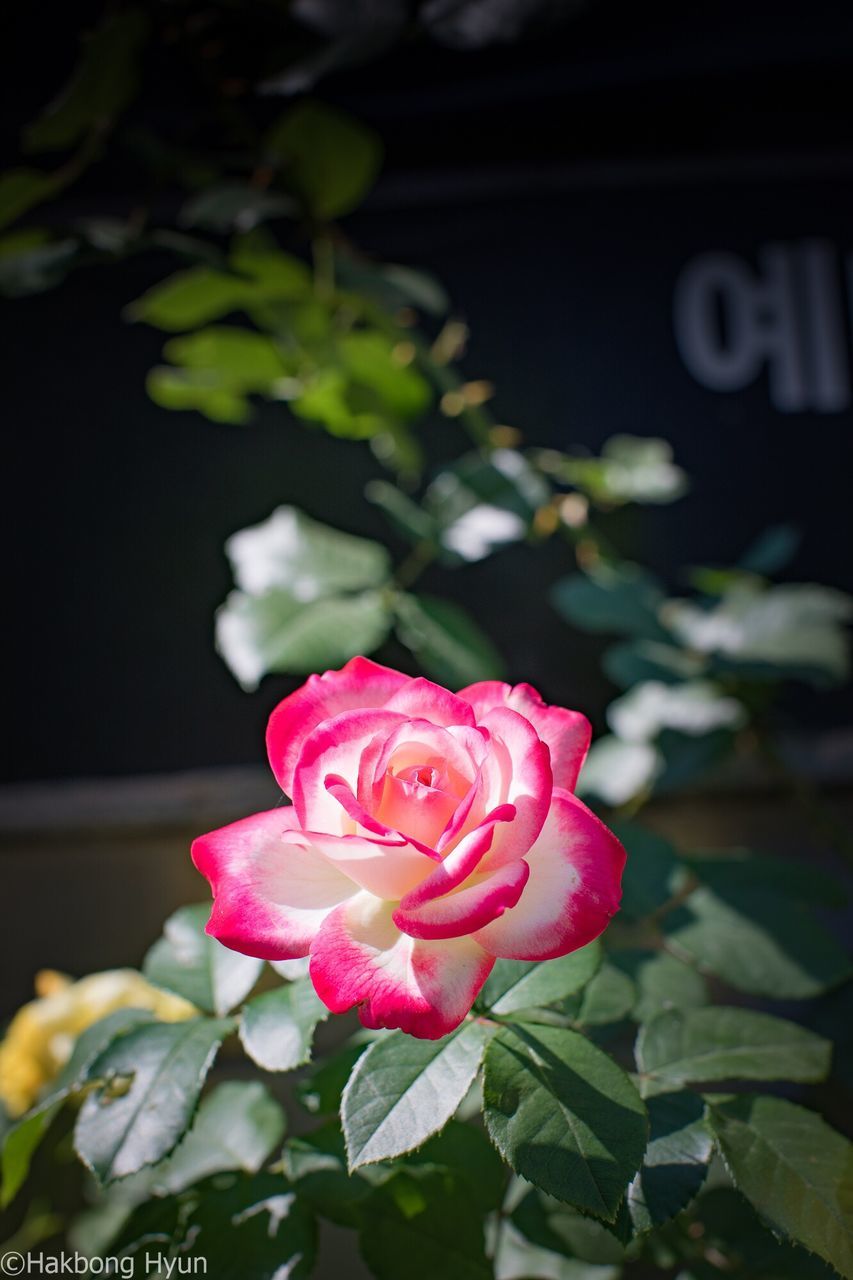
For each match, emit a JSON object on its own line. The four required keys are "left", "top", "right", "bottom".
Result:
{"left": 193, "top": 658, "right": 625, "bottom": 1039}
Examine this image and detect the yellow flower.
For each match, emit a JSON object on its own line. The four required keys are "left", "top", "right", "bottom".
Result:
{"left": 0, "top": 969, "right": 196, "bottom": 1118}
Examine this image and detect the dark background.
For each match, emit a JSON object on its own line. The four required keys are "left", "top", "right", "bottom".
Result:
{"left": 3, "top": 0, "right": 853, "bottom": 783}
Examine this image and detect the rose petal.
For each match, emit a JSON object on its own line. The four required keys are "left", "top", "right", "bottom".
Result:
{"left": 309, "top": 892, "right": 494, "bottom": 1038}
{"left": 473, "top": 789, "right": 625, "bottom": 960}
{"left": 393, "top": 859, "right": 530, "bottom": 940}
{"left": 307, "top": 828, "right": 438, "bottom": 899}
{"left": 460, "top": 680, "right": 592, "bottom": 791}
{"left": 192, "top": 808, "right": 357, "bottom": 961}
{"left": 266, "top": 657, "right": 410, "bottom": 796}
{"left": 477, "top": 706, "right": 553, "bottom": 867}
{"left": 292, "top": 708, "right": 406, "bottom": 832}
{"left": 383, "top": 677, "right": 476, "bottom": 729}
{"left": 398, "top": 804, "right": 516, "bottom": 907}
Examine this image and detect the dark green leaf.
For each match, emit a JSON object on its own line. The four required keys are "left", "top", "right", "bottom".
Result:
{"left": 603, "top": 638, "right": 706, "bottom": 688}
{"left": 551, "top": 567, "right": 666, "bottom": 640}
{"left": 482, "top": 1024, "right": 647, "bottom": 1220}
{"left": 480, "top": 944, "right": 602, "bottom": 1017}
{"left": 739, "top": 524, "right": 801, "bottom": 576}
{"left": 0, "top": 169, "right": 57, "bottom": 232}
{"left": 626, "top": 1090, "right": 712, "bottom": 1231}
{"left": 609, "top": 821, "right": 682, "bottom": 920}
{"left": 143, "top": 904, "right": 263, "bottom": 1015}
{"left": 512, "top": 1188, "right": 627, "bottom": 1264}
{"left": 24, "top": 10, "right": 148, "bottom": 152}
{"left": 263, "top": 100, "right": 382, "bottom": 219}
{"left": 568, "top": 963, "right": 637, "bottom": 1028}
{"left": 394, "top": 592, "right": 505, "bottom": 688}
{"left": 366, "top": 479, "right": 437, "bottom": 544}
{"left": 636, "top": 1007, "right": 831, "bottom": 1087}
{"left": 407, "top": 1120, "right": 505, "bottom": 1215}
{"left": 706, "top": 1094, "right": 853, "bottom": 1278}
{"left": 180, "top": 183, "right": 296, "bottom": 233}
{"left": 342, "top": 1021, "right": 489, "bottom": 1169}
{"left": 664, "top": 882, "right": 852, "bottom": 999}
{"left": 239, "top": 978, "right": 328, "bottom": 1072}
{"left": 74, "top": 1017, "right": 232, "bottom": 1183}
{"left": 610, "top": 950, "right": 707, "bottom": 1023}
{"left": 0, "top": 1100, "right": 62, "bottom": 1210}
{"left": 359, "top": 1168, "right": 491, "bottom": 1280}
{"left": 297, "top": 1039, "right": 371, "bottom": 1115}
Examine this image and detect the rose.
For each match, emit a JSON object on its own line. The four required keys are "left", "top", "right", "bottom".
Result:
{"left": 193, "top": 658, "right": 625, "bottom": 1039}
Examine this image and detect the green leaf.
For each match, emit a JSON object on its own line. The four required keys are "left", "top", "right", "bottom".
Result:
{"left": 482, "top": 1024, "right": 647, "bottom": 1219}
{"left": 408, "top": 1120, "right": 506, "bottom": 1214}
{"left": 116, "top": 1172, "right": 317, "bottom": 1279}
{"left": 610, "top": 950, "right": 707, "bottom": 1023}
{"left": 284, "top": 1121, "right": 381, "bottom": 1226}
{"left": 606, "top": 680, "right": 745, "bottom": 743}
{"left": 24, "top": 9, "right": 148, "bottom": 153}
{"left": 180, "top": 183, "right": 296, "bottom": 233}
{"left": 146, "top": 367, "right": 252, "bottom": 424}
{"left": 603, "top": 638, "right": 706, "bottom": 688}
{"left": 691, "top": 1185, "right": 839, "bottom": 1280}
{"left": 239, "top": 978, "right": 328, "bottom": 1072}
{"left": 495, "top": 1220, "right": 622, "bottom": 1280}
{"left": 480, "top": 944, "right": 602, "bottom": 1017}
{"left": 366, "top": 479, "right": 437, "bottom": 544}
{"left": 394, "top": 592, "right": 505, "bottom": 688}
{"left": 339, "top": 330, "right": 433, "bottom": 420}
{"left": 0, "top": 232, "right": 78, "bottom": 297}
{"left": 512, "top": 1189, "right": 627, "bottom": 1265}
{"left": 1, "top": 1101, "right": 61, "bottom": 1210}
{"left": 551, "top": 567, "right": 667, "bottom": 640}
{"left": 609, "top": 822, "right": 682, "bottom": 920}
{"left": 706, "top": 1094, "right": 853, "bottom": 1278}
{"left": 739, "top": 524, "right": 801, "bottom": 576}
{"left": 129, "top": 267, "right": 251, "bottom": 331}
{"left": 225, "top": 505, "right": 391, "bottom": 598}
{"left": 143, "top": 904, "right": 263, "bottom": 1015}
{"left": 0, "top": 169, "right": 57, "bottom": 232}
{"left": 664, "top": 881, "right": 852, "bottom": 999}
{"left": 152, "top": 1081, "right": 285, "bottom": 1194}
{"left": 558, "top": 436, "right": 688, "bottom": 507}
{"left": 216, "top": 587, "right": 392, "bottom": 689}
{"left": 568, "top": 963, "right": 637, "bottom": 1028}
{"left": 359, "top": 1168, "right": 491, "bottom": 1280}
{"left": 626, "top": 1090, "right": 713, "bottom": 1231}
{"left": 0, "top": 1008, "right": 156, "bottom": 1207}
{"left": 576, "top": 736, "right": 661, "bottom": 807}
{"left": 263, "top": 99, "right": 383, "bottom": 219}
{"left": 162, "top": 326, "right": 287, "bottom": 389}
{"left": 342, "top": 1021, "right": 489, "bottom": 1169}
{"left": 297, "top": 1039, "right": 371, "bottom": 1115}
{"left": 636, "top": 1007, "right": 832, "bottom": 1088}
{"left": 74, "top": 1017, "right": 232, "bottom": 1183}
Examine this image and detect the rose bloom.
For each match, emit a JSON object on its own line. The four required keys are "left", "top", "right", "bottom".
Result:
{"left": 0, "top": 970, "right": 195, "bottom": 1117}
{"left": 194, "top": 659, "right": 625, "bottom": 1039}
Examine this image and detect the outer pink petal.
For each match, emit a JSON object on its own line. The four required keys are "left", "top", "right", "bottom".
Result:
{"left": 309, "top": 893, "right": 494, "bottom": 1038}
{"left": 460, "top": 680, "right": 592, "bottom": 791}
{"left": 473, "top": 789, "right": 625, "bottom": 960}
{"left": 383, "top": 677, "right": 476, "bottom": 729}
{"left": 266, "top": 657, "right": 410, "bottom": 796}
{"left": 292, "top": 708, "right": 406, "bottom": 832}
{"left": 192, "top": 808, "right": 357, "bottom": 961}
{"left": 393, "top": 859, "right": 530, "bottom": 940}
{"left": 477, "top": 706, "right": 553, "bottom": 868}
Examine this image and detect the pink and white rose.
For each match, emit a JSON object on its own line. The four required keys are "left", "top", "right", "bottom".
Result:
{"left": 192, "top": 658, "right": 625, "bottom": 1039}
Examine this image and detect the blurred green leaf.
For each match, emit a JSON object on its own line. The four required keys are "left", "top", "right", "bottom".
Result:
{"left": 74, "top": 1017, "right": 232, "bottom": 1183}
{"left": 394, "top": 592, "right": 505, "bottom": 688}
{"left": 636, "top": 1007, "right": 832, "bottom": 1087}
{"left": 217, "top": 587, "right": 392, "bottom": 689}
{"left": 180, "top": 184, "right": 296, "bottom": 233}
{"left": 738, "top": 523, "right": 801, "bottom": 576}
{"left": 336, "top": 256, "right": 450, "bottom": 316}
{"left": 143, "top": 904, "right": 263, "bottom": 1016}
{"left": 603, "top": 639, "right": 707, "bottom": 688}
{"left": 483, "top": 1023, "right": 647, "bottom": 1219}
{"left": 576, "top": 735, "right": 661, "bottom": 806}
{"left": 152, "top": 1081, "right": 286, "bottom": 1195}
{"left": 607, "top": 680, "right": 745, "bottom": 744}
{"left": 263, "top": 99, "right": 382, "bottom": 219}
{"left": 512, "top": 1189, "right": 627, "bottom": 1265}
{"left": 552, "top": 567, "right": 667, "bottom": 640}
{"left": 626, "top": 1090, "right": 712, "bottom": 1232}
{"left": 146, "top": 367, "right": 252, "bottom": 424}
{"left": 0, "top": 231, "right": 77, "bottom": 296}
{"left": 239, "top": 979, "right": 328, "bottom": 1073}
{"left": 426, "top": 450, "right": 548, "bottom": 562}
{"left": 339, "top": 330, "right": 433, "bottom": 420}
{"left": 611, "top": 950, "right": 707, "bottom": 1023}
{"left": 557, "top": 436, "right": 688, "bottom": 506}
{"left": 359, "top": 1167, "right": 491, "bottom": 1280}
{"left": 0, "top": 169, "right": 57, "bottom": 231}
{"left": 664, "top": 879, "right": 852, "bottom": 999}
{"left": 365, "top": 479, "right": 437, "bottom": 544}
{"left": 163, "top": 327, "right": 288, "bottom": 389}
{"left": 225, "top": 505, "right": 391, "bottom": 598}
{"left": 297, "top": 1039, "right": 371, "bottom": 1116}
{"left": 565, "top": 962, "right": 637, "bottom": 1028}
{"left": 24, "top": 9, "right": 148, "bottom": 153}
{"left": 609, "top": 821, "right": 681, "bottom": 920}
{"left": 705, "top": 1095, "right": 853, "bottom": 1277}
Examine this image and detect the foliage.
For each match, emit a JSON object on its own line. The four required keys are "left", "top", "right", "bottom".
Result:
{"left": 2, "top": 15, "right": 852, "bottom": 1280}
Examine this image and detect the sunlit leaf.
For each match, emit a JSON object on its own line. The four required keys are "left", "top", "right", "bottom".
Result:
{"left": 143, "top": 904, "right": 263, "bottom": 1016}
